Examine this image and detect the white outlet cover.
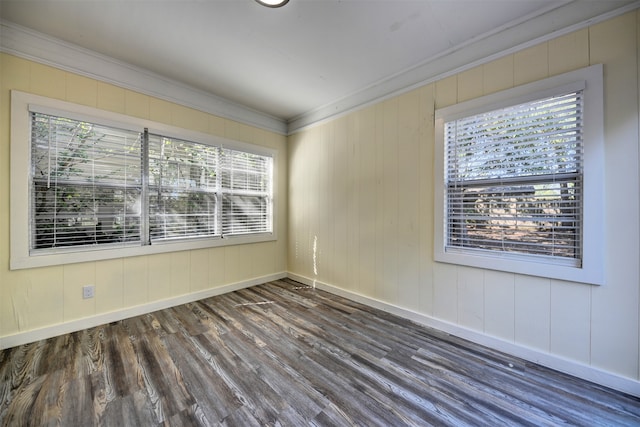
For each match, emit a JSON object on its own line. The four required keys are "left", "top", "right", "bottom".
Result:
{"left": 82, "top": 285, "right": 95, "bottom": 299}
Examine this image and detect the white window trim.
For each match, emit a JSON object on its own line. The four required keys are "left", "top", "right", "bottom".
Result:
{"left": 10, "top": 91, "right": 277, "bottom": 270}
{"left": 434, "top": 64, "right": 604, "bottom": 285}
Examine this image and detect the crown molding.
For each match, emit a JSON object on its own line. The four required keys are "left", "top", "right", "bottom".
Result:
{"left": 2, "top": 0, "right": 638, "bottom": 137}
{"left": 0, "top": 20, "right": 288, "bottom": 135}
{"left": 287, "top": 0, "right": 640, "bottom": 134}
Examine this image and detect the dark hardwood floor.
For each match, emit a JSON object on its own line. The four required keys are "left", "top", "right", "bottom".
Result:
{"left": 1, "top": 279, "right": 639, "bottom": 426}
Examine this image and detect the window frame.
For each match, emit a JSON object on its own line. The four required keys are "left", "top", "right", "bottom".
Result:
{"left": 10, "top": 91, "right": 277, "bottom": 270}
{"left": 434, "top": 65, "right": 604, "bottom": 285}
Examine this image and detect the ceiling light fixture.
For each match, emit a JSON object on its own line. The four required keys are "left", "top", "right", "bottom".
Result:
{"left": 255, "top": 0, "right": 289, "bottom": 8}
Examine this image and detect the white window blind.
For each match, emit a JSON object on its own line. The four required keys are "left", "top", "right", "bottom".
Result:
{"left": 220, "top": 148, "right": 273, "bottom": 235}
{"left": 29, "top": 111, "right": 273, "bottom": 256}
{"left": 30, "top": 112, "right": 142, "bottom": 252}
{"left": 444, "top": 91, "right": 583, "bottom": 266}
{"left": 148, "top": 134, "right": 220, "bottom": 241}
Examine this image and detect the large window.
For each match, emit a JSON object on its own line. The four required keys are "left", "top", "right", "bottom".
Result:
{"left": 11, "top": 92, "right": 276, "bottom": 269}
{"left": 434, "top": 65, "right": 604, "bottom": 285}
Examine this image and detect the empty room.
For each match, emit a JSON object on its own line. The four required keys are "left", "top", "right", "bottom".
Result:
{"left": 1, "top": 0, "right": 640, "bottom": 425}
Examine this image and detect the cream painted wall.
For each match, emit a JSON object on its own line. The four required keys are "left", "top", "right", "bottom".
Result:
{"left": 288, "top": 11, "right": 640, "bottom": 384}
{"left": 0, "top": 53, "right": 288, "bottom": 343}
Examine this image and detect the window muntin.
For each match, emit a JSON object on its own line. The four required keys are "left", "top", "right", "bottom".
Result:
{"left": 27, "top": 110, "right": 273, "bottom": 256}
{"left": 444, "top": 91, "right": 583, "bottom": 265}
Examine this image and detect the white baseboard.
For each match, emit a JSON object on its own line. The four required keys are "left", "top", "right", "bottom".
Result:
{"left": 0, "top": 272, "right": 287, "bottom": 350}
{"left": 287, "top": 272, "right": 640, "bottom": 398}
{"left": 3, "top": 270, "right": 638, "bottom": 397}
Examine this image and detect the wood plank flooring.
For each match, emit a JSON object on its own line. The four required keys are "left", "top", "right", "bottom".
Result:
{"left": 1, "top": 279, "right": 639, "bottom": 426}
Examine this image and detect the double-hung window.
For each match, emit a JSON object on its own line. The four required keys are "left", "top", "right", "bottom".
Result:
{"left": 11, "top": 92, "right": 276, "bottom": 269}
{"left": 434, "top": 65, "right": 604, "bottom": 285}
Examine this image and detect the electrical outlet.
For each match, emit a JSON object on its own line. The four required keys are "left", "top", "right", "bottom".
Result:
{"left": 83, "top": 285, "right": 95, "bottom": 299}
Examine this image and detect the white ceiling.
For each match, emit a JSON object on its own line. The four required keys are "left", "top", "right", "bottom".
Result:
{"left": 0, "top": 0, "right": 637, "bottom": 128}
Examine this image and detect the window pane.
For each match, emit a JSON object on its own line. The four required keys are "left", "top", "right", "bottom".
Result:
{"left": 447, "top": 179, "right": 581, "bottom": 259}
{"left": 33, "top": 183, "right": 141, "bottom": 248}
{"left": 31, "top": 113, "right": 142, "bottom": 251}
{"left": 221, "top": 150, "right": 270, "bottom": 192}
{"left": 220, "top": 148, "right": 272, "bottom": 235}
{"left": 222, "top": 194, "right": 270, "bottom": 235}
{"left": 148, "top": 136, "right": 218, "bottom": 190}
{"left": 149, "top": 191, "right": 217, "bottom": 240}
{"left": 446, "top": 92, "right": 583, "bottom": 182}
{"left": 148, "top": 135, "right": 220, "bottom": 241}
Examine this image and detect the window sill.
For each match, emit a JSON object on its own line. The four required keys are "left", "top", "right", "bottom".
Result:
{"left": 434, "top": 247, "right": 603, "bottom": 285}
{"left": 11, "top": 232, "right": 277, "bottom": 270}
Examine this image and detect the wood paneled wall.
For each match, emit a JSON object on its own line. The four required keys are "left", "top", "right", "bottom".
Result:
{"left": 0, "top": 55, "right": 288, "bottom": 343}
{"left": 288, "top": 11, "right": 640, "bottom": 383}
